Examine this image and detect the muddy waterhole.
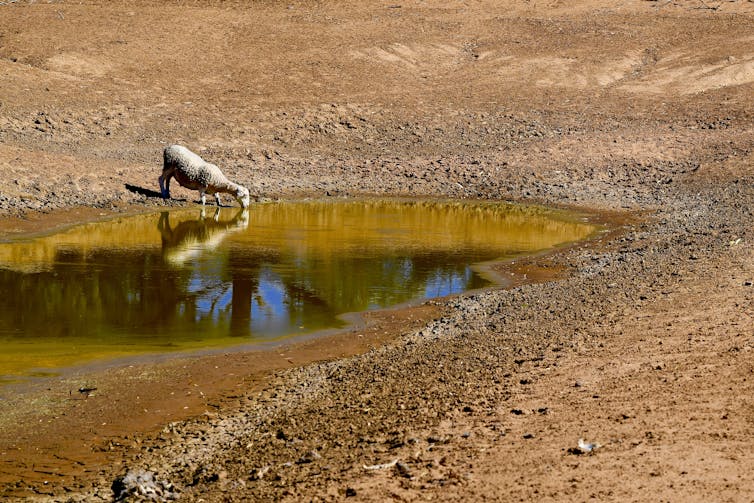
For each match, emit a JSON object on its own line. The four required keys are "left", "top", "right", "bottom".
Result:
{"left": 0, "top": 200, "right": 598, "bottom": 385}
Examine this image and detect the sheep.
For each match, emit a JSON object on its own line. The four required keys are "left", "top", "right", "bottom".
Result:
{"left": 159, "top": 145, "right": 250, "bottom": 208}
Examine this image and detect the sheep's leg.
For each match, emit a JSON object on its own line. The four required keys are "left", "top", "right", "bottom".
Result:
{"left": 199, "top": 190, "right": 207, "bottom": 206}
{"left": 159, "top": 171, "right": 172, "bottom": 198}
{"left": 214, "top": 193, "right": 223, "bottom": 207}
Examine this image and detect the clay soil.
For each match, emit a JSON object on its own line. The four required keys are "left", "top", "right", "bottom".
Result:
{"left": 1, "top": 0, "right": 754, "bottom": 501}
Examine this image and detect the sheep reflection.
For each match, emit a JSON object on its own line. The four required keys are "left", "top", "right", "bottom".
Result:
{"left": 157, "top": 207, "right": 249, "bottom": 266}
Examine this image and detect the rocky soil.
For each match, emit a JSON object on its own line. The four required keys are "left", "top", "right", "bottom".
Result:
{"left": 1, "top": 0, "right": 753, "bottom": 501}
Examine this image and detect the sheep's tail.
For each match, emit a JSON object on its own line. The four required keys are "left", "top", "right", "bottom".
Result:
{"left": 162, "top": 145, "right": 177, "bottom": 170}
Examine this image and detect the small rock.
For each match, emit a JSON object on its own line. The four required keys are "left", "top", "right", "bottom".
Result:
{"left": 249, "top": 466, "right": 270, "bottom": 481}
{"left": 394, "top": 461, "right": 413, "bottom": 478}
{"left": 111, "top": 469, "right": 178, "bottom": 501}
{"left": 575, "top": 438, "right": 601, "bottom": 454}
{"left": 297, "top": 450, "right": 322, "bottom": 464}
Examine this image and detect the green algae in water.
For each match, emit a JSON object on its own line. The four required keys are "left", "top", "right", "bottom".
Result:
{"left": 0, "top": 200, "right": 598, "bottom": 383}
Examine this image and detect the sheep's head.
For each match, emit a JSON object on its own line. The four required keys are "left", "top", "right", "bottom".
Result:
{"left": 236, "top": 186, "right": 250, "bottom": 208}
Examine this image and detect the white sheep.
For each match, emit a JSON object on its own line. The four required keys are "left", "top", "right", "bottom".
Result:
{"left": 159, "top": 145, "right": 250, "bottom": 208}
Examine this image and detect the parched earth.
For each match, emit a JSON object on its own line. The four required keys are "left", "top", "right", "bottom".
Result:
{"left": 1, "top": 0, "right": 754, "bottom": 501}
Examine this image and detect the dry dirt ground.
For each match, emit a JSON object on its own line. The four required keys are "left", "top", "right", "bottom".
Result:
{"left": 1, "top": 0, "right": 754, "bottom": 501}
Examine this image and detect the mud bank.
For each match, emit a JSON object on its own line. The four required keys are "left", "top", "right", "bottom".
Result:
{"left": 3, "top": 167, "right": 753, "bottom": 501}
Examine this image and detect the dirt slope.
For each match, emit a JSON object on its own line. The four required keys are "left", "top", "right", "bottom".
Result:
{"left": 0, "top": 0, "right": 753, "bottom": 501}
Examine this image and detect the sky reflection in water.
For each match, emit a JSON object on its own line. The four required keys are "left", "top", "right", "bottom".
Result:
{"left": 0, "top": 200, "right": 597, "bottom": 382}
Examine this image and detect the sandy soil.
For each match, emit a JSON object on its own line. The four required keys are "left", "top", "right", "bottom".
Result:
{"left": 1, "top": 0, "right": 754, "bottom": 501}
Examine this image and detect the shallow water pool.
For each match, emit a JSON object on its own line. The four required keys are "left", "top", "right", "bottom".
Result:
{"left": 0, "top": 199, "right": 598, "bottom": 383}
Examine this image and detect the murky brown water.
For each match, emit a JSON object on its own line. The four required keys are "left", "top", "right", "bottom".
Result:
{"left": 0, "top": 200, "right": 598, "bottom": 383}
